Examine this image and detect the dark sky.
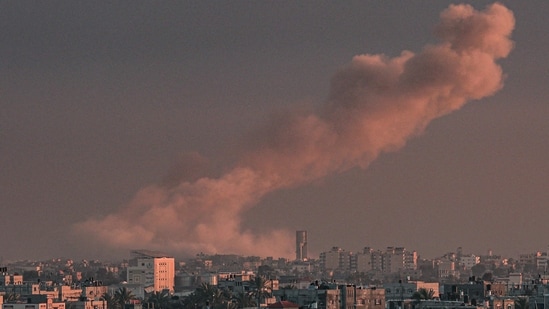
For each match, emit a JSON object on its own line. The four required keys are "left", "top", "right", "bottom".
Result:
{"left": 1, "top": 1, "right": 548, "bottom": 261}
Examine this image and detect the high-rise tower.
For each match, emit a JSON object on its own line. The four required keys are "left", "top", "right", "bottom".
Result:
{"left": 296, "top": 230, "right": 308, "bottom": 261}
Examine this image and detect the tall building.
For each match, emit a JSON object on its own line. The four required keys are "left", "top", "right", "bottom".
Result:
{"left": 320, "top": 247, "right": 351, "bottom": 271}
{"left": 127, "top": 250, "right": 175, "bottom": 293}
{"left": 296, "top": 230, "right": 308, "bottom": 261}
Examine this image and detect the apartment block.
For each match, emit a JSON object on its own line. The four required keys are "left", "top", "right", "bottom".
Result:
{"left": 127, "top": 250, "right": 175, "bottom": 293}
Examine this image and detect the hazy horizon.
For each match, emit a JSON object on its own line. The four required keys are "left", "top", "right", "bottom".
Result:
{"left": 2, "top": 1, "right": 549, "bottom": 261}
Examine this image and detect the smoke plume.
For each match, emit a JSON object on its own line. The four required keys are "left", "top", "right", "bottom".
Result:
{"left": 75, "top": 3, "right": 514, "bottom": 258}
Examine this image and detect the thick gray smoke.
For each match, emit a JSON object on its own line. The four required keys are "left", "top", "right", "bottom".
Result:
{"left": 75, "top": 3, "right": 514, "bottom": 258}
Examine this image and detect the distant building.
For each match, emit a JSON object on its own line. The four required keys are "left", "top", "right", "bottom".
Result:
{"left": 275, "top": 284, "right": 383, "bottom": 309}
{"left": 320, "top": 247, "right": 351, "bottom": 273}
{"left": 354, "top": 286, "right": 385, "bottom": 309}
{"left": 127, "top": 250, "right": 175, "bottom": 293}
{"left": 296, "top": 231, "right": 308, "bottom": 261}
{"left": 67, "top": 300, "right": 107, "bottom": 309}
{"left": 440, "top": 281, "right": 487, "bottom": 304}
{"left": 2, "top": 299, "right": 65, "bottom": 309}
{"left": 437, "top": 260, "right": 459, "bottom": 279}
{"left": 384, "top": 281, "right": 439, "bottom": 304}
{"left": 273, "top": 284, "right": 340, "bottom": 309}
{"left": 0, "top": 274, "right": 22, "bottom": 285}
{"left": 340, "top": 285, "right": 385, "bottom": 309}
{"left": 355, "top": 247, "right": 416, "bottom": 274}
{"left": 356, "top": 248, "right": 373, "bottom": 273}
{"left": 108, "top": 283, "right": 145, "bottom": 300}
{"left": 459, "top": 254, "right": 480, "bottom": 270}
{"left": 267, "top": 301, "right": 299, "bottom": 309}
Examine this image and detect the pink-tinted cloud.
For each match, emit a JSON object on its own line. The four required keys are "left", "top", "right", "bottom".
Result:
{"left": 74, "top": 3, "right": 514, "bottom": 258}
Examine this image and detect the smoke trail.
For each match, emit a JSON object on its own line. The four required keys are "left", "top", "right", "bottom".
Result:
{"left": 74, "top": 3, "right": 514, "bottom": 257}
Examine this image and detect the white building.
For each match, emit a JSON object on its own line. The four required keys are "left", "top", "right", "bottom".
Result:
{"left": 127, "top": 250, "right": 175, "bottom": 293}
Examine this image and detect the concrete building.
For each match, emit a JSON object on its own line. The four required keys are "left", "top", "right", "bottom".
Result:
{"left": 440, "top": 281, "right": 486, "bottom": 305}
{"left": 127, "top": 250, "right": 175, "bottom": 293}
{"left": 356, "top": 250, "right": 373, "bottom": 273}
{"left": 437, "top": 260, "right": 458, "bottom": 279}
{"left": 59, "top": 285, "right": 83, "bottom": 302}
{"left": 320, "top": 247, "right": 350, "bottom": 272}
{"left": 267, "top": 301, "right": 299, "bottom": 309}
{"left": 459, "top": 255, "right": 480, "bottom": 270}
{"left": 340, "top": 285, "right": 385, "bottom": 309}
{"left": 354, "top": 286, "right": 385, "bottom": 309}
{"left": 0, "top": 275, "right": 22, "bottom": 286}
{"left": 384, "top": 281, "right": 439, "bottom": 304}
{"left": 67, "top": 300, "right": 107, "bottom": 309}
{"left": 354, "top": 247, "right": 417, "bottom": 274}
{"left": 404, "top": 251, "right": 418, "bottom": 271}
{"left": 273, "top": 285, "right": 340, "bottom": 309}
{"left": 371, "top": 250, "right": 383, "bottom": 272}
{"left": 296, "top": 231, "right": 308, "bottom": 261}
{"left": 2, "top": 301, "right": 65, "bottom": 309}
{"left": 383, "top": 248, "right": 405, "bottom": 274}
{"left": 81, "top": 285, "right": 108, "bottom": 301}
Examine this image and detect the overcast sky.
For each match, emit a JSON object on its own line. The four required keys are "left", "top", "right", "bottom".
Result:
{"left": 1, "top": 1, "right": 548, "bottom": 262}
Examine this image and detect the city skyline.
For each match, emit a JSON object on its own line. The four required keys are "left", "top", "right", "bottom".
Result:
{"left": 2, "top": 1, "right": 549, "bottom": 261}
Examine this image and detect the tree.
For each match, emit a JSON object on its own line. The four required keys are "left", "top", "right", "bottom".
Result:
{"left": 233, "top": 292, "right": 256, "bottom": 309}
{"left": 210, "top": 288, "right": 228, "bottom": 309}
{"left": 482, "top": 272, "right": 493, "bottom": 282}
{"left": 191, "top": 283, "right": 232, "bottom": 309}
{"left": 180, "top": 292, "right": 202, "bottom": 309}
{"left": 4, "top": 292, "right": 20, "bottom": 303}
{"left": 145, "top": 290, "right": 171, "bottom": 309}
{"left": 471, "top": 264, "right": 487, "bottom": 278}
{"left": 412, "top": 288, "right": 435, "bottom": 309}
{"left": 251, "top": 275, "right": 272, "bottom": 309}
{"left": 257, "top": 265, "right": 276, "bottom": 278}
{"left": 515, "top": 297, "right": 529, "bottom": 309}
{"left": 195, "top": 283, "right": 217, "bottom": 307}
{"left": 412, "top": 288, "right": 435, "bottom": 300}
{"left": 101, "top": 293, "right": 120, "bottom": 309}
{"left": 114, "top": 287, "right": 136, "bottom": 309}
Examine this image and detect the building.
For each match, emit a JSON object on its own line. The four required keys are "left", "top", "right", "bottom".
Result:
{"left": 437, "top": 260, "right": 458, "bottom": 279}
{"left": 320, "top": 247, "right": 351, "bottom": 273}
{"left": 66, "top": 300, "right": 107, "bottom": 309}
{"left": 0, "top": 274, "right": 22, "bottom": 285}
{"left": 384, "top": 281, "right": 439, "bottom": 305}
{"left": 127, "top": 250, "right": 175, "bottom": 293}
{"left": 459, "top": 254, "right": 480, "bottom": 270}
{"left": 341, "top": 285, "right": 385, "bottom": 309}
{"left": 404, "top": 251, "right": 418, "bottom": 271}
{"left": 356, "top": 248, "right": 373, "bottom": 273}
{"left": 296, "top": 231, "right": 308, "bottom": 261}
{"left": 2, "top": 298, "right": 66, "bottom": 309}
{"left": 354, "top": 286, "right": 385, "bottom": 309}
{"left": 268, "top": 301, "right": 300, "bottom": 309}
{"left": 383, "top": 248, "right": 405, "bottom": 274}
{"left": 440, "top": 281, "right": 486, "bottom": 304}
{"left": 273, "top": 284, "right": 340, "bottom": 309}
